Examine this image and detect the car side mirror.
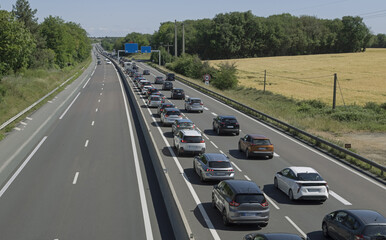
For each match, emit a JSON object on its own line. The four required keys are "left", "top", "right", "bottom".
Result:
{"left": 277, "top": 171, "right": 282, "bottom": 175}
{"left": 240, "top": 138, "right": 243, "bottom": 141}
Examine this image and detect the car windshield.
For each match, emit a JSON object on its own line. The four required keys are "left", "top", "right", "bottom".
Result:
{"left": 166, "top": 111, "right": 181, "bottom": 116}
{"left": 235, "top": 194, "right": 265, "bottom": 204}
{"left": 252, "top": 139, "right": 271, "bottom": 145}
{"left": 363, "top": 225, "right": 386, "bottom": 236}
{"left": 184, "top": 136, "right": 202, "bottom": 143}
{"left": 178, "top": 122, "right": 194, "bottom": 127}
{"left": 297, "top": 173, "right": 324, "bottom": 181}
{"left": 208, "top": 161, "right": 231, "bottom": 168}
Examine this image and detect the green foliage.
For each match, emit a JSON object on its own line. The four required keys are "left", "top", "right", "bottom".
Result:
{"left": 369, "top": 34, "right": 386, "bottom": 48}
{"left": 212, "top": 62, "right": 238, "bottom": 90}
{"left": 151, "top": 47, "right": 174, "bottom": 65}
{"left": 12, "top": 0, "right": 38, "bottom": 34}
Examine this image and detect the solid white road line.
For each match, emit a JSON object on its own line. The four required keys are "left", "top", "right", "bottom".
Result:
{"left": 210, "top": 141, "right": 218, "bottom": 148}
{"left": 84, "top": 140, "right": 89, "bottom": 148}
{"left": 116, "top": 70, "right": 153, "bottom": 240}
{"left": 83, "top": 77, "right": 91, "bottom": 89}
{"left": 231, "top": 162, "right": 242, "bottom": 172}
{"left": 329, "top": 190, "right": 352, "bottom": 205}
{"left": 59, "top": 92, "right": 81, "bottom": 120}
{"left": 263, "top": 193, "right": 280, "bottom": 210}
{"left": 72, "top": 172, "right": 79, "bottom": 184}
{"left": 244, "top": 175, "right": 251, "bottom": 181}
{"left": 203, "top": 133, "right": 209, "bottom": 140}
{"left": 91, "top": 121, "right": 95, "bottom": 126}
{"left": 219, "top": 150, "right": 225, "bottom": 155}
{"left": 285, "top": 216, "right": 308, "bottom": 239}
{"left": 0, "top": 136, "right": 47, "bottom": 198}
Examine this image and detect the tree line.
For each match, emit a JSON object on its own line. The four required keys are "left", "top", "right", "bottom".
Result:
{"left": 103, "top": 11, "right": 382, "bottom": 62}
{"left": 0, "top": 0, "right": 91, "bottom": 77}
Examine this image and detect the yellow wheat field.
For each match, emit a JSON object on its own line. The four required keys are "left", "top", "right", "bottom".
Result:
{"left": 208, "top": 48, "right": 386, "bottom": 105}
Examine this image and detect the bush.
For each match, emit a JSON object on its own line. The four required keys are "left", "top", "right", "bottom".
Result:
{"left": 212, "top": 62, "right": 238, "bottom": 90}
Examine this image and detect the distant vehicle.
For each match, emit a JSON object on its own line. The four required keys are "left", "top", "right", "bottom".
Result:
{"left": 160, "top": 108, "right": 182, "bottom": 126}
{"left": 152, "top": 92, "right": 166, "bottom": 103}
{"left": 157, "top": 103, "right": 175, "bottom": 116}
{"left": 143, "top": 69, "right": 150, "bottom": 75}
{"left": 97, "top": 60, "right": 101, "bottom": 65}
{"left": 166, "top": 73, "right": 175, "bottom": 81}
{"left": 212, "top": 115, "right": 239, "bottom": 136}
{"left": 146, "top": 87, "right": 160, "bottom": 97}
{"left": 274, "top": 167, "right": 329, "bottom": 202}
{"left": 106, "top": 60, "right": 112, "bottom": 64}
{"left": 238, "top": 134, "right": 274, "bottom": 159}
{"left": 141, "top": 85, "right": 153, "bottom": 95}
{"left": 172, "top": 119, "right": 195, "bottom": 135}
{"left": 193, "top": 153, "right": 234, "bottom": 182}
{"left": 322, "top": 209, "right": 386, "bottom": 240}
{"left": 154, "top": 76, "right": 164, "bottom": 84}
{"left": 212, "top": 180, "right": 270, "bottom": 227}
{"left": 162, "top": 81, "right": 173, "bottom": 90}
{"left": 170, "top": 88, "right": 185, "bottom": 99}
{"left": 184, "top": 97, "right": 204, "bottom": 113}
{"left": 243, "top": 233, "right": 308, "bottom": 240}
{"left": 147, "top": 95, "right": 162, "bottom": 108}
{"left": 173, "top": 129, "right": 205, "bottom": 156}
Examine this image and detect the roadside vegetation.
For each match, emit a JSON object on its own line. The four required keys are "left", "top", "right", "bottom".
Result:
{"left": 0, "top": 0, "right": 91, "bottom": 136}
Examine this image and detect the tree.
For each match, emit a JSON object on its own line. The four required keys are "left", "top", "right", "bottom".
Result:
{"left": 12, "top": 0, "right": 38, "bottom": 34}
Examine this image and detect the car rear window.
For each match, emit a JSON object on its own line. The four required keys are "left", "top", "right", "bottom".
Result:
{"left": 235, "top": 194, "right": 265, "bottom": 204}
{"left": 191, "top": 99, "right": 201, "bottom": 103}
{"left": 209, "top": 161, "right": 231, "bottom": 168}
{"left": 223, "top": 118, "right": 237, "bottom": 123}
{"left": 162, "top": 104, "right": 174, "bottom": 109}
{"left": 363, "top": 225, "right": 386, "bottom": 236}
{"left": 151, "top": 97, "right": 160, "bottom": 101}
{"left": 179, "top": 122, "right": 194, "bottom": 127}
{"left": 297, "top": 173, "right": 324, "bottom": 181}
{"left": 174, "top": 89, "right": 183, "bottom": 93}
{"left": 252, "top": 139, "right": 271, "bottom": 145}
{"left": 183, "top": 136, "right": 202, "bottom": 143}
{"left": 166, "top": 111, "right": 181, "bottom": 116}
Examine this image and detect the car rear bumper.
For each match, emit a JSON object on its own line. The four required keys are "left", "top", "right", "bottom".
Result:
{"left": 228, "top": 212, "right": 270, "bottom": 224}
{"left": 204, "top": 173, "right": 234, "bottom": 181}
{"left": 249, "top": 151, "right": 274, "bottom": 158}
{"left": 219, "top": 128, "right": 239, "bottom": 133}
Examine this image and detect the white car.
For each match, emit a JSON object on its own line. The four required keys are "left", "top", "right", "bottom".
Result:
{"left": 173, "top": 129, "right": 205, "bottom": 156}
{"left": 274, "top": 166, "right": 329, "bottom": 202}
{"left": 106, "top": 60, "right": 112, "bottom": 64}
{"left": 142, "top": 85, "right": 153, "bottom": 95}
{"left": 147, "top": 95, "right": 162, "bottom": 108}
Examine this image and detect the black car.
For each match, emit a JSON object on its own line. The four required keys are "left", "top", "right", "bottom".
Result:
{"left": 166, "top": 73, "right": 175, "bottom": 81}
{"left": 162, "top": 81, "right": 173, "bottom": 90}
{"left": 143, "top": 69, "right": 150, "bottom": 75}
{"left": 171, "top": 88, "right": 185, "bottom": 99}
{"left": 322, "top": 209, "right": 386, "bottom": 240}
{"left": 243, "top": 233, "right": 308, "bottom": 240}
{"left": 212, "top": 115, "right": 240, "bottom": 135}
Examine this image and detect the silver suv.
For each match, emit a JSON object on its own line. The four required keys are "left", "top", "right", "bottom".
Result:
{"left": 160, "top": 108, "right": 182, "bottom": 126}
{"left": 193, "top": 153, "right": 234, "bottom": 182}
{"left": 184, "top": 97, "right": 204, "bottom": 113}
{"left": 173, "top": 129, "right": 205, "bottom": 156}
{"left": 212, "top": 180, "right": 270, "bottom": 227}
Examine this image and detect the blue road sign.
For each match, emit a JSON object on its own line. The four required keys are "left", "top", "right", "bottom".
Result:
{"left": 141, "top": 46, "right": 151, "bottom": 53}
{"left": 125, "top": 43, "right": 138, "bottom": 53}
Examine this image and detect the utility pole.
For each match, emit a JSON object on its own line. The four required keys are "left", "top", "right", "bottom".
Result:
{"left": 332, "top": 73, "right": 337, "bottom": 109}
{"left": 182, "top": 22, "right": 185, "bottom": 55}
{"left": 174, "top": 19, "right": 178, "bottom": 57}
{"left": 263, "top": 70, "right": 267, "bottom": 93}
{"left": 163, "top": 43, "right": 173, "bottom": 54}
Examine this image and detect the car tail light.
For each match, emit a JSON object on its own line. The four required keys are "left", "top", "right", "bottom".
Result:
{"left": 354, "top": 235, "right": 364, "bottom": 240}
{"left": 179, "top": 115, "right": 182, "bottom": 117}
{"left": 206, "top": 169, "right": 214, "bottom": 172}
{"left": 181, "top": 140, "right": 186, "bottom": 143}
{"left": 261, "top": 200, "right": 269, "bottom": 207}
{"left": 165, "top": 115, "right": 169, "bottom": 118}
{"left": 200, "top": 102, "right": 203, "bottom": 105}
{"left": 227, "top": 169, "right": 234, "bottom": 172}
{"left": 200, "top": 140, "right": 205, "bottom": 143}
{"left": 235, "top": 122, "right": 239, "bottom": 125}
{"left": 229, "top": 201, "right": 240, "bottom": 207}
{"left": 177, "top": 125, "right": 180, "bottom": 128}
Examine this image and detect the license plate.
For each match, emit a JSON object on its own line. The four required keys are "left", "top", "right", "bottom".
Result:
{"left": 308, "top": 189, "right": 320, "bottom": 192}
{"left": 216, "top": 172, "right": 225, "bottom": 176}
{"left": 177, "top": 93, "right": 181, "bottom": 95}
{"left": 227, "top": 126, "right": 234, "bottom": 128}
{"left": 241, "top": 213, "right": 256, "bottom": 216}
{"left": 258, "top": 147, "right": 266, "bottom": 150}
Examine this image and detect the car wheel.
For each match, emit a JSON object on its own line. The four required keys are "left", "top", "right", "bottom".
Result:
{"left": 200, "top": 171, "right": 205, "bottom": 182}
{"left": 177, "top": 147, "right": 183, "bottom": 156}
{"left": 235, "top": 131, "right": 239, "bottom": 136}
{"left": 238, "top": 143, "right": 242, "bottom": 152}
{"left": 193, "top": 161, "right": 196, "bottom": 172}
{"left": 222, "top": 209, "right": 230, "bottom": 226}
{"left": 211, "top": 194, "right": 216, "bottom": 208}
{"left": 259, "top": 222, "right": 268, "bottom": 228}
{"left": 289, "top": 189, "right": 295, "bottom": 201}
{"left": 217, "top": 127, "right": 221, "bottom": 135}
{"left": 322, "top": 222, "right": 330, "bottom": 238}
{"left": 212, "top": 123, "right": 215, "bottom": 131}
{"left": 274, "top": 177, "right": 278, "bottom": 188}
{"left": 246, "top": 149, "right": 250, "bottom": 159}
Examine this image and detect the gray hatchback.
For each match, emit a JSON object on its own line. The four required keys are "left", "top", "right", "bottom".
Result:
{"left": 193, "top": 153, "right": 234, "bottom": 182}
{"left": 212, "top": 180, "right": 270, "bottom": 227}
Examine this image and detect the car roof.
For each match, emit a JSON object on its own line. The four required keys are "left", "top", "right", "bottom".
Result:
{"left": 219, "top": 115, "right": 236, "bottom": 119}
{"left": 288, "top": 167, "right": 318, "bottom": 175}
{"left": 189, "top": 97, "right": 201, "bottom": 100}
{"left": 175, "top": 119, "right": 193, "bottom": 123}
{"left": 164, "top": 108, "right": 180, "bottom": 112}
{"left": 248, "top": 134, "right": 269, "bottom": 140}
{"left": 203, "top": 153, "right": 229, "bottom": 162}
{"left": 180, "top": 129, "right": 201, "bottom": 136}
{"left": 224, "top": 180, "right": 262, "bottom": 194}
{"left": 344, "top": 210, "right": 386, "bottom": 224}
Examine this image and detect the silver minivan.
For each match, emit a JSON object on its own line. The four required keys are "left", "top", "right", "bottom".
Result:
{"left": 160, "top": 108, "right": 182, "bottom": 126}
{"left": 212, "top": 180, "right": 270, "bottom": 227}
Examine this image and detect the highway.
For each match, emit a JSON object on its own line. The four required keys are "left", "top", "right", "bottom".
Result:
{"left": 0, "top": 51, "right": 174, "bottom": 239}
{"left": 123, "top": 59, "right": 386, "bottom": 240}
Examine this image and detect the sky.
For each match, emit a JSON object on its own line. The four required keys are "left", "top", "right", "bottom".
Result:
{"left": 1, "top": 0, "right": 386, "bottom": 37}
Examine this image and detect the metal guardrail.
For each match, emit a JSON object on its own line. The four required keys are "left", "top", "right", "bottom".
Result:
{"left": 152, "top": 65, "right": 386, "bottom": 178}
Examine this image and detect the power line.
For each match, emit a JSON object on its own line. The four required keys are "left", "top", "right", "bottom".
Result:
{"left": 357, "top": 9, "right": 386, "bottom": 17}
{"left": 290, "top": 0, "right": 350, "bottom": 12}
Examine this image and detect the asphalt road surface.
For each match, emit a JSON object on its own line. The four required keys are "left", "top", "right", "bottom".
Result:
{"left": 0, "top": 52, "right": 174, "bottom": 240}
{"left": 124, "top": 60, "right": 385, "bottom": 240}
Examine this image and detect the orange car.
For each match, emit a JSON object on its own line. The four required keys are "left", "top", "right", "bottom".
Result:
{"left": 238, "top": 134, "right": 274, "bottom": 159}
